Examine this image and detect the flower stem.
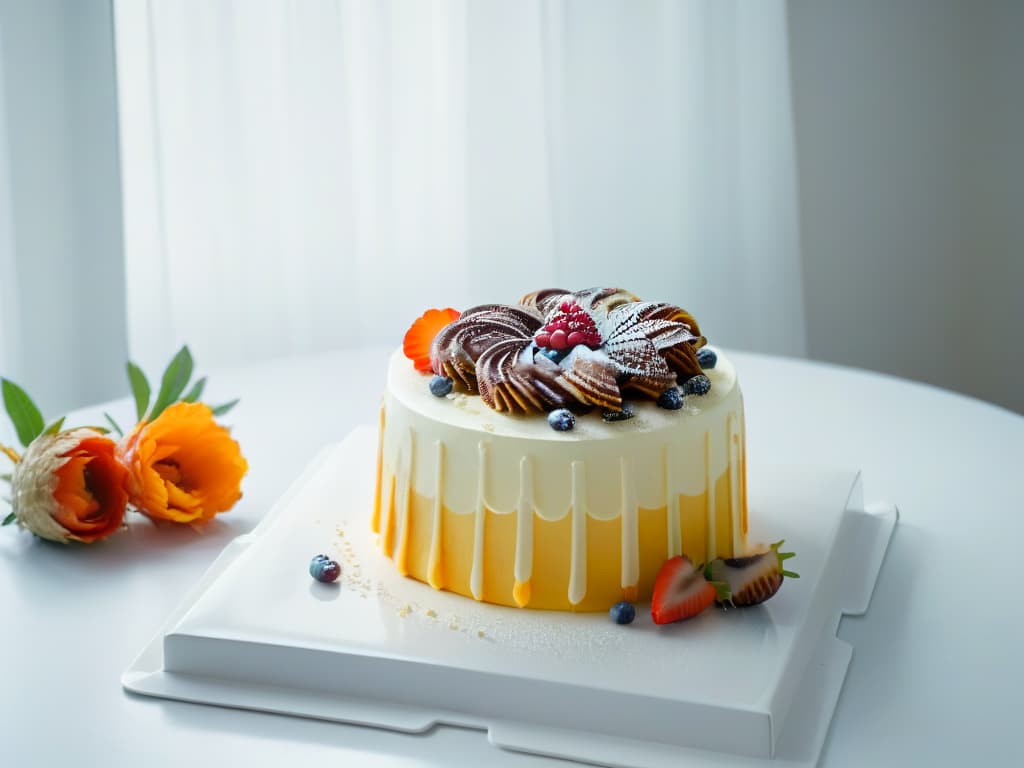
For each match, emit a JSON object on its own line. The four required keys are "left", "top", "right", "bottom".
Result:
{"left": 1, "top": 443, "right": 21, "bottom": 464}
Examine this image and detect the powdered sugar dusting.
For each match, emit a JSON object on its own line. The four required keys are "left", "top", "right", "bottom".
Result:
{"left": 334, "top": 520, "right": 631, "bottom": 655}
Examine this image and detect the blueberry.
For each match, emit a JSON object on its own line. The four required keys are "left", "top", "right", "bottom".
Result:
{"left": 429, "top": 375, "right": 453, "bottom": 397}
{"left": 609, "top": 601, "right": 636, "bottom": 625}
{"left": 682, "top": 374, "right": 711, "bottom": 396}
{"left": 602, "top": 403, "right": 634, "bottom": 422}
{"left": 540, "top": 348, "right": 563, "bottom": 363}
{"left": 310, "top": 555, "right": 341, "bottom": 583}
{"left": 697, "top": 347, "right": 718, "bottom": 370}
{"left": 656, "top": 387, "right": 683, "bottom": 410}
{"left": 547, "top": 408, "right": 575, "bottom": 431}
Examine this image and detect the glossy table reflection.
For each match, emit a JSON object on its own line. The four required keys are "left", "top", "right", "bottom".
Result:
{"left": 2, "top": 346, "right": 1022, "bottom": 767}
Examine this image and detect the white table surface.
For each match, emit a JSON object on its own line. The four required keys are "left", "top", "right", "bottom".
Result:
{"left": 2, "top": 346, "right": 1022, "bottom": 767}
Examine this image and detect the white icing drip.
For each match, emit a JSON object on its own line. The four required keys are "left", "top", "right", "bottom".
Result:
{"left": 568, "top": 461, "right": 587, "bottom": 605}
{"left": 705, "top": 430, "right": 716, "bottom": 558}
{"left": 665, "top": 444, "right": 681, "bottom": 558}
{"left": 620, "top": 456, "right": 639, "bottom": 589}
{"left": 379, "top": 347, "right": 749, "bottom": 604}
{"left": 381, "top": 433, "right": 405, "bottom": 554}
{"left": 470, "top": 441, "right": 487, "bottom": 600}
{"left": 386, "top": 349, "right": 742, "bottom": 518}
{"left": 514, "top": 457, "right": 534, "bottom": 584}
{"left": 428, "top": 440, "right": 444, "bottom": 587}
{"left": 394, "top": 428, "right": 414, "bottom": 571}
{"left": 729, "top": 413, "right": 743, "bottom": 554}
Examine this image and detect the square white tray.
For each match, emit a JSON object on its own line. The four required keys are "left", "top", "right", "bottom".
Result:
{"left": 124, "top": 426, "right": 896, "bottom": 768}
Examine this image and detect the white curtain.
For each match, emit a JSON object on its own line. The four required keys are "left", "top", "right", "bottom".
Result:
{"left": 0, "top": 21, "right": 20, "bottom": 447}
{"left": 115, "top": 0, "right": 805, "bottom": 376}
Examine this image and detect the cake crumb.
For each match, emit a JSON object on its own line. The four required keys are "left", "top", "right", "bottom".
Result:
{"left": 426, "top": 609, "right": 437, "bottom": 618}
{"left": 477, "top": 629, "right": 486, "bottom": 638}
{"left": 398, "top": 604, "right": 412, "bottom": 617}
{"left": 482, "top": 423, "right": 495, "bottom": 433}
{"left": 448, "top": 621, "right": 459, "bottom": 630}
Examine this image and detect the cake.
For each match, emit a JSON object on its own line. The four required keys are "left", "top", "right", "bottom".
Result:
{"left": 372, "top": 288, "right": 747, "bottom": 611}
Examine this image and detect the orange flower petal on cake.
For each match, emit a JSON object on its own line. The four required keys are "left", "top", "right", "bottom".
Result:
{"left": 118, "top": 402, "right": 248, "bottom": 525}
{"left": 403, "top": 307, "right": 461, "bottom": 372}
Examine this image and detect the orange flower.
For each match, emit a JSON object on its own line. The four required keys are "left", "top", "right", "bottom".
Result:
{"left": 12, "top": 429, "right": 128, "bottom": 543}
{"left": 118, "top": 402, "right": 248, "bottom": 524}
{"left": 403, "top": 307, "right": 461, "bottom": 372}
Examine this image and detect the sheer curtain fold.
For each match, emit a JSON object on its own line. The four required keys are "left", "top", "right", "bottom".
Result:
{"left": 0, "top": 28, "right": 17, "bottom": 385}
{"left": 115, "top": 0, "right": 805, "bottom": 376}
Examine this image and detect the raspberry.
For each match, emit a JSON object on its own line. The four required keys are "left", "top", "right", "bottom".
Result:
{"left": 535, "top": 300, "right": 602, "bottom": 353}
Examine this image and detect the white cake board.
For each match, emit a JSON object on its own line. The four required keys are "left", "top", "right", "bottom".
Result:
{"left": 124, "top": 426, "right": 897, "bottom": 768}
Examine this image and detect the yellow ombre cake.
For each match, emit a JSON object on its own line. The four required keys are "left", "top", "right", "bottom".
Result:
{"left": 372, "top": 288, "right": 747, "bottom": 611}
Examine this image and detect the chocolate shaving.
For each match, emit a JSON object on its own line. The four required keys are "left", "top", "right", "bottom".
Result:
{"left": 519, "top": 289, "right": 570, "bottom": 317}
{"left": 426, "top": 287, "right": 709, "bottom": 415}
{"left": 557, "top": 353, "right": 623, "bottom": 411}
{"left": 431, "top": 304, "right": 542, "bottom": 392}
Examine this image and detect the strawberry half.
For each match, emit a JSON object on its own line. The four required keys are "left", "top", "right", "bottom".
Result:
{"left": 708, "top": 540, "right": 798, "bottom": 607}
{"left": 651, "top": 555, "right": 729, "bottom": 625}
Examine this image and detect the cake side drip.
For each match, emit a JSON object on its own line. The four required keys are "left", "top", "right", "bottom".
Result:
{"left": 375, "top": 349, "right": 747, "bottom": 611}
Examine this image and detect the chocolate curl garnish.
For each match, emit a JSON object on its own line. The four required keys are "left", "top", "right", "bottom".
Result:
{"left": 575, "top": 287, "right": 640, "bottom": 314}
{"left": 638, "top": 303, "right": 705, "bottom": 346}
{"left": 478, "top": 340, "right": 575, "bottom": 414}
{"left": 477, "top": 337, "right": 536, "bottom": 412}
{"left": 597, "top": 301, "right": 695, "bottom": 397}
{"left": 556, "top": 351, "right": 623, "bottom": 411}
{"left": 427, "top": 287, "right": 710, "bottom": 414}
{"left": 431, "top": 304, "right": 543, "bottom": 393}
{"left": 663, "top": 344, "right": 703, "bottom": 383}
{"left": 614, "top": 347, "right": 679, "bottom": 397}
{"left": 635, "top": 303, "right": 705, "bottom": 381}
{"left": 519, "top": 289, "right": 570, "bottom": 317}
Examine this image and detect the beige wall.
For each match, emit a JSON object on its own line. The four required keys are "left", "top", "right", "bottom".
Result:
{"left": 0, "top": 0, "right": 127, "bottom": 418}
{"left": 789, "top": 0, "right": 1024, "bottom": 413}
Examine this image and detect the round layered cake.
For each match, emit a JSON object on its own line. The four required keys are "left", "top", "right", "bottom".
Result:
{"left": 372, "top": 288, "right": 747, "bottom": 611}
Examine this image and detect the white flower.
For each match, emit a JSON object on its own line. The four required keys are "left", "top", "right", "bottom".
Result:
{"left": 11, "top": 429, "right": 128, "bottom": 543}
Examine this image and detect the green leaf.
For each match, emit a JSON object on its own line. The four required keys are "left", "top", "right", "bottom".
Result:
{"left": 182, "top": 376, "right": 207, "bottom": 404}
{"left": 43, "top": 416, "right": 66, "bottom": 436}
{"left": 79, "top": 426, "right": 110, "bottom": 435}
{"left": 148, "top": 346, "right": 194, "bottom": 421}
{"left": 2, "top": 379, "right": 45, "bottom": 447}
{"left": 103, "top": 412, "right": 124, "bottom": 437}
{"left": 210, "top": 398, "right": 240, "bottom": 418}
{"left": 126, "top": 361, "right": 151, "bottom": 422}
{"left": 0, "top": 473, "right": 11, "bottom": 482}
{"left": 2, "top": 511, "right": 15, "bottom": 526}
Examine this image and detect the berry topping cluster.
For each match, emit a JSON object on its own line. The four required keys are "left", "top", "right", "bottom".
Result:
{"left": 534, "top": 300, "right": 602, "bottom": 353}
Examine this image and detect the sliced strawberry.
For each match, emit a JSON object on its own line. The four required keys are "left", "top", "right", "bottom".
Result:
{"left": 708, "top": 540, "right": 798, "bottom": 607}
{"left": 651, "top": 555, "right": 728, "bottom": 625}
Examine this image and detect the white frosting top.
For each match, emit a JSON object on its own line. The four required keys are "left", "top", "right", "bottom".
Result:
{"left": 379, "top": 347, "right": 747, "bottom": 604}
{"left": 383, "top": 348, "right": 743, "bottom": 519}
{"left": 387, "top": 349, "right": 738, "bottom": 443}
